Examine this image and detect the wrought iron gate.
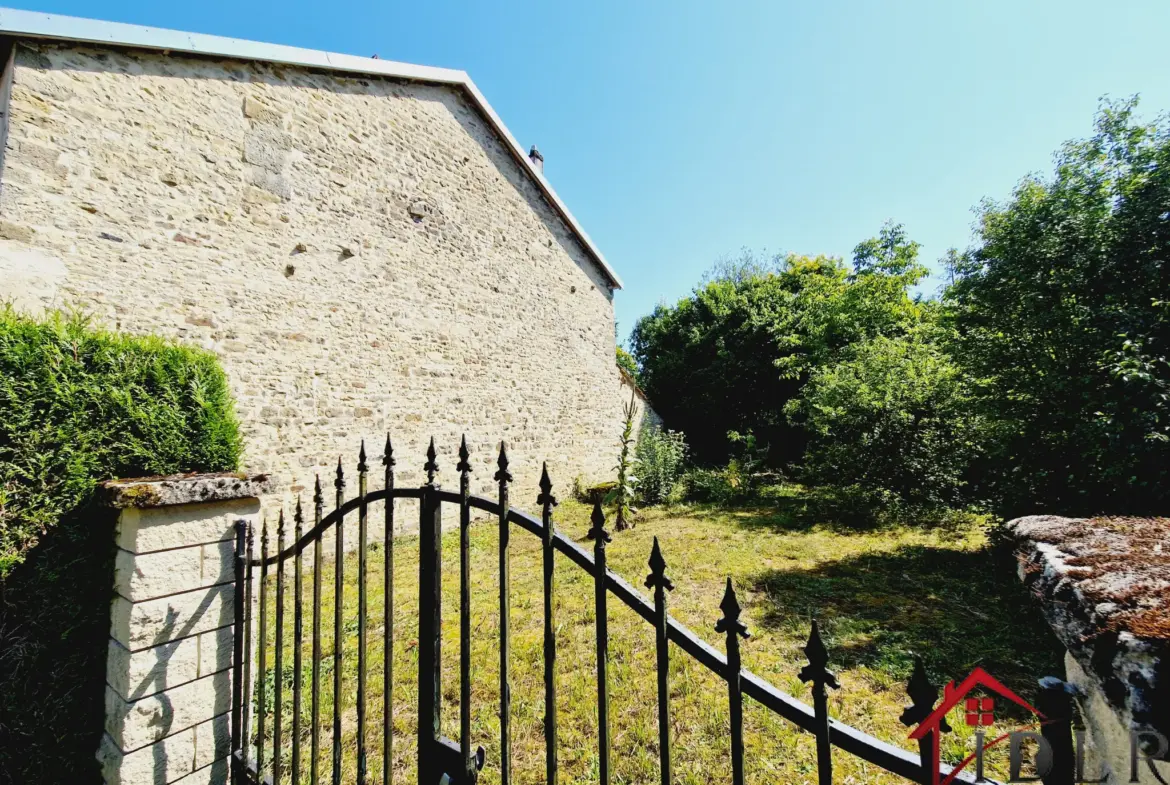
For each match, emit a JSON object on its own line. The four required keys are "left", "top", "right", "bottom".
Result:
{"left": 229, "top": 435, "right": 1078, "bottom": 785}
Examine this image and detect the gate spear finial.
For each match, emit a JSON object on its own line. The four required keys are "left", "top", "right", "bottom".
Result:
{"left": 494, "top": 441, "right": 512, "bottom": 484}
{"left": 715, "top": 578, "right": 749, "bottom": 639}
{"left": 457, "top": 435, "right": 472, "bottom": 475}
{"left": 587, "top": 500, "right": 610, "bottom": 544}
{"left": 799, "top": 620, "right": 839, "bottom": 688}
{"left": 382, "top": 432, "right": 395, "bottom": 467}
{"left": 645, "top": 537, "right": 673, "bottom": 591}
{"left": 424, "top": 437, "right": 439, "bottom": 484}
{"left": 900, "top": 655, "right": 949, "bottom": 731}
{"left": 537, "top": 462, "right": 557, "bottom": 509}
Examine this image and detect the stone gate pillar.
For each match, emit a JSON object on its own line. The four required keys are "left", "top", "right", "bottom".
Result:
{"left": 98, "top": 473, "right": 270, "bottom": 785}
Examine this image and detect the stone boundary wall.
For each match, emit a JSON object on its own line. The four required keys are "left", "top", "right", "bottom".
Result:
{"left": 100, "top": 473, "right": 270, "bottom": 785}
{"left": 619, "top": 367, "right": 661, "bottom": 446}
{"left": 0, "top": 40, "right": 625, "bottom": 519}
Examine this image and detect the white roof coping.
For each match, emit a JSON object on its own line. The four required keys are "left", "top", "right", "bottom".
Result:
{"left": 0, "top": 7, "right": 623, "bottom": 289}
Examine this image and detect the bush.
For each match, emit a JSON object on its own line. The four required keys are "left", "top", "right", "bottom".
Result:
{"left": 789, "top": 332, "right": 981, "bottom": 511}
{"left": 680, "top": 430, "right": 779, "bottom": 505}
{"left": 616, "top": 345, "right": 639, "bottom": 383}
{"left": 0, "top": 308, "right": 242, "bottom": 783}
{"left": 680, "top": 463, "right": 761, "bottom": 506}
{"left": 681, "top": 466, "right": 735, "bottom": 504}
{"left": 634, "top": 422, "right": 688, "bottom": 505}
{"left": 631, "top": 230, "right": 927, "bottom": 470}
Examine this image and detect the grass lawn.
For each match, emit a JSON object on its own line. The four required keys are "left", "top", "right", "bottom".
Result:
{"left": 256, "top": 493, "right": 1064, "bottom": 785}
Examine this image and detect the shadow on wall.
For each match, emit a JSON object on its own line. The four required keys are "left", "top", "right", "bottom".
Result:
{"left": 749, "top": 542, "right": 1066, "bottom": 713}
{"left": 0, "top": 507, "right": 117, "bottom": 784}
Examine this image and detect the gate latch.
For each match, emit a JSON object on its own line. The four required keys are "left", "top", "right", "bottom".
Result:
{"left": 433, "top": 735, "right": 486, "bottom": 785}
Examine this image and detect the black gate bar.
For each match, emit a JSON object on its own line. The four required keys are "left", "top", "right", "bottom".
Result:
{"left": 238, "top": 440, "right": 1034, "bottom": 785}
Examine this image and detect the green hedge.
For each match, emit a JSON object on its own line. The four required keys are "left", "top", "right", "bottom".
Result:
{"left": 0, "top": 308, "right": 242, "bottom": 783}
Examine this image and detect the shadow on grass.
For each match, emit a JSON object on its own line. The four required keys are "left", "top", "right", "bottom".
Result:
{"left": 684, "top": 485, "right": 977, "bottom": 536}
{"left": 750, "top": 542, "right": 1066, "bottom": 710}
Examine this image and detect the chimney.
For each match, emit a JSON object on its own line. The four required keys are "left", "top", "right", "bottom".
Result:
{"left": 528, "top": 145, "right": 544, "bottom": 173}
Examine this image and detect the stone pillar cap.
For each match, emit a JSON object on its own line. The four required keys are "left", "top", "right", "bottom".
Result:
{"left": 101, "top": 472, "right": 272, "bottom": 508}
{"left": 1009, "top": 514, "right": 1170, "bottom": 748}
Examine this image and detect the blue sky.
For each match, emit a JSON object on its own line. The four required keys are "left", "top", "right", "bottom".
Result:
{"left": 14, "top": 1, "right": 1170, "bottom": 341}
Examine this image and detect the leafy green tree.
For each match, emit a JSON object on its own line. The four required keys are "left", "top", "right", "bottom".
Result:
{"left": 946, "top": 98, "right": 1170, "bottom": 515}
{"left": 631, "top": 225, "right": 928, "bottom": 469}
{"left": 630, "top": 268, "right": 802, "bottom": 464}
{"left": 615, "top": 345, "right": 639, "bottom": 382}
{"left": 791, "top": 329, "right": 982, "bottom": 509}
{"left": 772, "top": 226, "right": 928, "bottom": 382}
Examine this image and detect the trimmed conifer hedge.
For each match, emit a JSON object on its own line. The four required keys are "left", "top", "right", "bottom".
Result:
{"left": 0, "top": 308, "right": 242, "bottom": 783}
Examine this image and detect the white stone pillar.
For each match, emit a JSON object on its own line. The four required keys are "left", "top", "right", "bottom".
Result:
{"left": 1065, "top": 654, "right": 1170, "bottom": 785}
{"left": 98, "top": 473, "right": 270, "bottom": 785}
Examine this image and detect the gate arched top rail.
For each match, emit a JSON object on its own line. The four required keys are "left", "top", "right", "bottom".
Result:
{"left": 241, "top": 437, "right": 1010, "bottom": 785}
{"left": 254, "top": 486, "right": 425, "bottom": 566}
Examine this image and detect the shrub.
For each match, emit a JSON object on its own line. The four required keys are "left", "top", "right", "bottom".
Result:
{"left": 681, "top": 466, "right": 735, "bottom": 504}
{"left": 0, "top": 308, "right": 242, "bottom": 783}
{"left": 789, "top": 332, "right": 981, "bottom": 511}
{"left": 725, "top": 429, "right": 772, "bottom": 499}
{"left": 680, "top": 430, "right": 777, "bottom": 505}
{"left": 634, "top": 421, "right": 688, "bottom": 505}
{"left": 680, "top": 464, "right": 756, "bottom": 505}
{"left": 630, "top": 229, "right": 927, "bottom": 469}
{"left": 615, "top": 345, "right": 640, "bottom": 383}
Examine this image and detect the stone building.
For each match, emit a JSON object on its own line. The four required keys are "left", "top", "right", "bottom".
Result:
{"left": 0, "top": 8, "right": 628, "bottom": 508}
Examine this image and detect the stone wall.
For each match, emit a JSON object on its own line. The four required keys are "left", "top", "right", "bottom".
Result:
{"left": 618, "top": 368, "right": 661, "bottom": 446}
{"left": 0, "top": 41, "right": 624, "bottom": 511}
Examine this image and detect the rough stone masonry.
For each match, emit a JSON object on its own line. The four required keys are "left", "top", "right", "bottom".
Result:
{"left": 0, "top": 40, "right": 628, "bottom": 510}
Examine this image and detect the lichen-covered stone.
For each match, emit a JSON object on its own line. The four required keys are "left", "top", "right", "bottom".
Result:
{"left": 102, "top": 473, "right": 273, "bottom": 509}
{"left": 1008, "top": 515, "right": 1170, "bottom": 756}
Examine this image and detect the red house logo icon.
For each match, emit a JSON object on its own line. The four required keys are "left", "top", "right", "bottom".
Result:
{"left": 906, "top": 666, "right": 1044, "bottom": 785}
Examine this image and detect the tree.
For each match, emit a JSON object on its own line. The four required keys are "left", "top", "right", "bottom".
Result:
{"left": 615, "top": 345, "right": 639, "bottom": 382}
{"left": 630, "top": 267, "right": 806, "bottom": 465}
{"left": 791, "top": 328, "right": 982, "bottom": 509}
{"left": 946, "top": 98, "right": 1170, "bottom": 516}
{"left": 630, "top": 224, "right": 928, "bottom": 469}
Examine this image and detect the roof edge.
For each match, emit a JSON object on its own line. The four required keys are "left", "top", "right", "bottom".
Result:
{"left": 0, "top": 7, "right": 623, "bottom": 289}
